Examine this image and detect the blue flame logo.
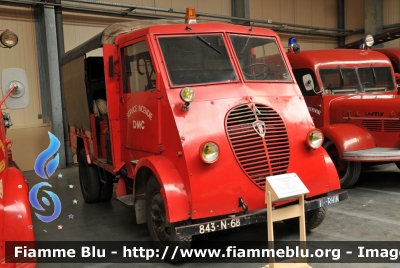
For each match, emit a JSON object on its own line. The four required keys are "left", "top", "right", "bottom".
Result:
{"left": 29, "top": 182, "right": 62, "bottom": 223}
{"left": 34, "top": 132, "right": 60, "bottom": 179}
{"left": 29, "top": 132, "right": 62, "bottom": 223}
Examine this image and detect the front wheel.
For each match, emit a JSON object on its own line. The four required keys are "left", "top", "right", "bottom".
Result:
{"left": 284, "top": 205, "right": 327, "bottom": 231}
{"left": 78, "top": 149, "right": 100, "bottom": 203}
{"left": 323, "top": 141, "right": 361, "bottom": 188}
{"left": 145, "top": 175, "right": 192, "bottom": 262}
{"left": 99, "top": 170, "right": 114, "bottom": 202}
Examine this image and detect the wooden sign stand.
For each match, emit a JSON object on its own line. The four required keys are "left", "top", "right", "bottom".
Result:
{"left": 263, "top": 173, "right": 311, "bottom": 268}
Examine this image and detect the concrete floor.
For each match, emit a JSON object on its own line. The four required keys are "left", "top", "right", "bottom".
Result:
{"left": 23, "top": 163, "right": 400, "bottom": 268}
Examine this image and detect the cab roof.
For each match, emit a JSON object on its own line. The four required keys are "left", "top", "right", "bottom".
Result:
{"left": 287, "top": 49, "right": 392, "bottom": 70}
{"left": 61, "top": 19, "right": 183, "bottom": 65}
{"left": 61, "top": 20, "right": 279, "bottom": 66}
{"left": 375, "top": 48, "right": 400, "bottom": 59}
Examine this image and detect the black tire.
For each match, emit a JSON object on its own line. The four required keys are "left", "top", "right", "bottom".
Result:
{"left": 323, "top": 140, "right": 361, "bottom": 188}
{"left": 78, "top": 149, "right": 101, "bottom": 203}
{"left": 395, "top": 162, "right": 400, "bottom": 170}
{"left": 145, "top": 175, "right": 192, "bottom": 262}
{"left": 100, "top": 170, "right": 114, "bottom": 202}
{"left": 284, "top": 205, "right": 328, "bottom": 231}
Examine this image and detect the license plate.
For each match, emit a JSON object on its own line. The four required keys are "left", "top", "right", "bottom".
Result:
{"left": 198, "top": 218, "right": 242, "bottom": 234}
{"left": 320, "top": 194, "right": 340, "bottom": 207}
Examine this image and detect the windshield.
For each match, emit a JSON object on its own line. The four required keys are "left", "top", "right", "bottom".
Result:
{"left": 158, "top": 35, "right": 237, "bottom": 86}
{"left": 319, "top": 67, "right": 395, "bottom": 95}
{"left": 358, "top": 67, "right": 394, "bottom": 92}
{"left": 229, "top": 35, "right": 291, "bottom": 81}
{"left": 320, "top": 68, "right": 359, "bottom": 94}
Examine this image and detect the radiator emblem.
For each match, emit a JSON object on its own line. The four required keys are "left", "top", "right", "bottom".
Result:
{"left": 253, "top": 120, "right": 266, "bottom": 138}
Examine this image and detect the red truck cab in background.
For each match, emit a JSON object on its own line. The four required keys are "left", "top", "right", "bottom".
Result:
{"left": 61, "top": 10, "right": 347, "bottom": 260}
{"left": 374, "top": 48, "right": 400, "bottom": 81}
{"left": 0, "top": 30, "right": 35, "bottom": 267}
{"left": 287, "top": 40, "right": 400, "bottom": 188}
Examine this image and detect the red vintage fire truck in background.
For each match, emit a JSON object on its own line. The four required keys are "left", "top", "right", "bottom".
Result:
{"left": 375, "top": 48, "right": 400, "bottom": 79}
{"left": 61, "top": 9, "right": 347, "bottom": 259}
{"left": 287, "top": 37, "right": 400, "bottom": 188}
{"left": 376, "top": 48, "right": 400, "bottom": 72}
{"left": 0, "top": 30, "right": 35, "bottom": 267}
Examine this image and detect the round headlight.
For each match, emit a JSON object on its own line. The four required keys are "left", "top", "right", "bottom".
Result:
{"left": 180, "top": 87, "right": 195, "bottom": 102}
{"left": 365, "top": 34, "right": 374, "bottom": 47}
{"left": 200, "top": 141, "right": 219, "bottom": 164}
{"left": 0, "top": 30, "right": 18, "bottom": 48}
{"left": 306, "top": 129, "right": 323, "bottom": 149}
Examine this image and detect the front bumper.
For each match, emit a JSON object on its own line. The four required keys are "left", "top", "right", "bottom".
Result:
{"left": 176, "top": 189, "right": 348, "bottom": 237}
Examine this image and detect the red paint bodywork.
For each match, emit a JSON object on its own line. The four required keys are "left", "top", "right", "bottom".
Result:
{"left": 287, "top": 49, "right": 400, "bottom": 161}
{"left": 0, "top": 113, "right": 35, "bottom": 267}
{"left": 66, "top": 22, "right": 341, "bottom": 224}
{"left": 375, "top": 48, "right": 400, "bottom": 74}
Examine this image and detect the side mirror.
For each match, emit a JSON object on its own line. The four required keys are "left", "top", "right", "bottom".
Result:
{"left": 302, "top": 74, "right": 321, "bottom": 94}
{"left": 303, "top": 74, "right": 314, "bottom": 91}
{"left": 1, "top": 68, "right": 29, "bottom": 109}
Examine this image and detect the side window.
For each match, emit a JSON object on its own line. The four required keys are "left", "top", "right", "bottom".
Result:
{"left": 122, "top": 41, "right": 156, "bottom": 93}
{"left": 293, "top": 69, "right": 318, "bottom": 96}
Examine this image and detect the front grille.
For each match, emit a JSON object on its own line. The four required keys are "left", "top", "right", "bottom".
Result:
{"left": 362, "top": 119, "right": 400, "bottom": 132}
{"left": 225, "top": 104, "right": 290, "bottom": 189}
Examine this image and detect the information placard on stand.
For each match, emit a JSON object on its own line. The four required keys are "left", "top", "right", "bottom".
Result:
{"left": 263, "top": 173, "right": 311, "bottom": 268}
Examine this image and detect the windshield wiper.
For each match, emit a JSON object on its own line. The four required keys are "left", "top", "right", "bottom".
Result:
{"left": 371, "top": 66, "right": 377, "bottom": 83}
{"left": 240, "top": 27, "right": 253, "bottom": 55}
{"left": 338, "top": 65, "right": 345, "bottom": 85}
{"left": 196, "top": 35, "right": 221, "bottom": 54}
{"left": 186, "top": 26, "right": 221, "bottom": 54}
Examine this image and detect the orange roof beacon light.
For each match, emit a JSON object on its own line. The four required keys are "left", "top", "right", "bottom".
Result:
{"left": 185, "top": 7, "right": 197, "bottom": 24}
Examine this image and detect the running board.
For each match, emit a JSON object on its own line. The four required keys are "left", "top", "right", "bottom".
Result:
{"left": 343, "top": 147, "right": 400, "bottom": 161}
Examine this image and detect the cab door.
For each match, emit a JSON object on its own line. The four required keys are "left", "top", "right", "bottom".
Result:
{"left": 119, "top": 39, "right": 160, "bottom": 156}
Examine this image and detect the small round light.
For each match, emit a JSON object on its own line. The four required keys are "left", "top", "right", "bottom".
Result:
{"left": 180, "top": 87, "right": 195, "bottom": 102}
{"left": 0, "top": 30, "right": 18, "bottom": 48}
{"left": 365, "top": 35, "right": 374, "bottom": 47}
{"left": 306, "top": 129, "right": 323, "bottom": 149}
{"left": 200, "top": 141, "right": 219, "bottom": 164}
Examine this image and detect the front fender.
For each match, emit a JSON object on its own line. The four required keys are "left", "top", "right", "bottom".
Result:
{"left": 322, "top": 149, "right": 341, "bottom": 190}
{"left": 135, "top": 156, "right": 189, "bottom": 223}
{"left": 1, "top": 168, "right": 35, "bottom": 267}
{"left": 321, "top": 124, "right": 376, "bottom": 158}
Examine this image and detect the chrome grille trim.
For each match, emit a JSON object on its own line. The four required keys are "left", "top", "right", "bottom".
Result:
{"left": 225, "top": 104, "right": 290, "bottom": 189}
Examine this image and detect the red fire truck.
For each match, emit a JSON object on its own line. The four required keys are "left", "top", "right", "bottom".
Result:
{"left": 0, "top": 30, "right": 35, "bottom": 267}
{"left": 376, "top": 48, "right": 400, "bottom": 72}
{"left": 375, "top": 48, "right": 400, "bottom": 79}
{"left": 61, "top": 10, "right": 347, "bottom": 258}
{"left": 287, "top": 38, "right": 400, "bottom": 188}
